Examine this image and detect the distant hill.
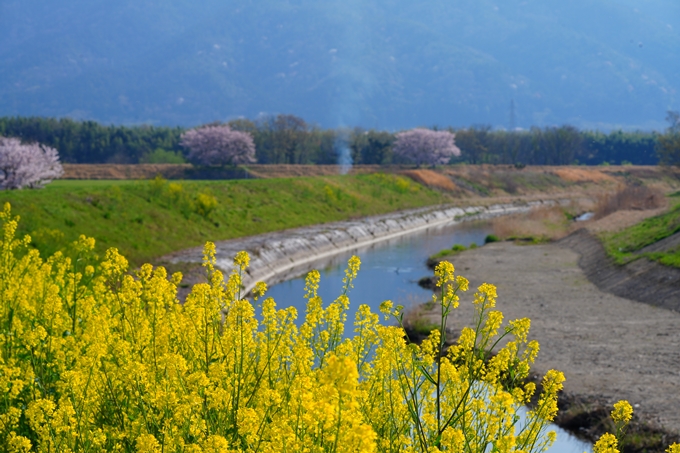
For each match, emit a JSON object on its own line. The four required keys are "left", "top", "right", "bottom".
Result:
{"left": 0, "top": 0, "right": 678, "bottom": 130}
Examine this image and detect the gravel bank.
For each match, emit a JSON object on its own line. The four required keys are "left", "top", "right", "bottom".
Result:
{"left": 439, "top": 241, "right": 680, "bottom": 435}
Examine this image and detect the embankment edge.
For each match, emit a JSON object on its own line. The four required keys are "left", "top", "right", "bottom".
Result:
{"left": 167, "top": 200, "right": 564, "bottom": 294}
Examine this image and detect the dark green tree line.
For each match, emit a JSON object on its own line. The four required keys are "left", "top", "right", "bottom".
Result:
{"left": 0, "top": 117, "right": 185, "bottom": 163}
{"left": 0, "top": 115, "right": 664, "bottom": 166}
{"left": 657, "top": 111, "right": 680, "bottom": 166}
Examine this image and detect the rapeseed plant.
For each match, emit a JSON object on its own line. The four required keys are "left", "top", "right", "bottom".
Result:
{"left": 1, "top": 201, "right": 672, "bottom": 453}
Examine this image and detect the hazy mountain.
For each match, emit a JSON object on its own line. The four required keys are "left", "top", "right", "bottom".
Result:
{"left": 1, "top": 0, "right": 678, "bottom": 130}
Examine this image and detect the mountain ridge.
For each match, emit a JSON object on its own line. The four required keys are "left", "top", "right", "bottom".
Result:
{"left": 1, "top": 0, "right": 678, "bottom": 130}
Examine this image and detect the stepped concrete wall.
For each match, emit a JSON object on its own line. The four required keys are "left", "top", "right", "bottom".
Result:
{"left": 167, "top": 200, "right": 564, "bottom": 294}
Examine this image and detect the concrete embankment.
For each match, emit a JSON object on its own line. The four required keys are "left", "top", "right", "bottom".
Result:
{"left": 165, "top": 200, "right": 561, "bottom": 294}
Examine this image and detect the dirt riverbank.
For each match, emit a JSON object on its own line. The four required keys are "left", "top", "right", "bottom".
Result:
{"left": 424, "top": 240, "right": 680, "bottom": 439}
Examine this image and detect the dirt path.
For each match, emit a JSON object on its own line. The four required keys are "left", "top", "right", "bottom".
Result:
{"left": 436, "top": 241, "right": 680, "bottom": 435}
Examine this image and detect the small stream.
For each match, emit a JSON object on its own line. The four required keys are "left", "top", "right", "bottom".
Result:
{"left": 265, "top": 220, "right": 491, "bottom": 319}
{"left": 264, "top": 219, "right": 593, "bottom": 453}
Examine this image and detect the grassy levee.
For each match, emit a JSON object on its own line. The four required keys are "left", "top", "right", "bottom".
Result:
{"left": 601, "top": 196, "right": 680, "bottom": 267}
{"left": 0, "top": 174, "right": 449, "bottom": 265}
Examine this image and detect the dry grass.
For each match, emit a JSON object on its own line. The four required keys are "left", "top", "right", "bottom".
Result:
{"left": 401, "top": 169, "right": 458, "bottom": 191}
{"left": 244, "top": 164, "right": 384, "bottom": 178}
{"left": 63, "top": 163, "right": 193, "bottom": 179}
{"left": 492, "top": 205, "right": 575, "bottom": 241}
{"left": 550, "top": 167, "right": 616, "bottom": 183}
{"left": 63, "top": 164, "right": 387, "bottom": 180}
{"left": 490, "top": 184, "right": 669, "bottom": 241}
{"left": 593, "top": 185, "right": 666, "bottom": 219}
{"left": 585, "top": 208, "right": 670, "bottom": 234}
{"left": 493, "top": 207, "right": 566, "bottom": 240}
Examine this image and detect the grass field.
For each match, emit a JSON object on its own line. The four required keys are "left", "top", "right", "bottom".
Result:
{"left": 1, "top": 174, "right": 449, "bottom": 265}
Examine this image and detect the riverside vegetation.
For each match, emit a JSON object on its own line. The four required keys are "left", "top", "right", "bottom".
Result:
{"left": 0, "top": 173, "right": 447, "bottom": 265}
{"left": 2, "top": 203, "right": 676, "bottom": 453}
{"left": 600, "top": 192, "right": 680, "bottom": 268}
{"left": 480, "top": 182, "right": 680, "bottom": 271}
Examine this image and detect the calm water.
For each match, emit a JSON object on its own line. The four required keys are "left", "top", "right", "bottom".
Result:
{"left": 264, "top": 220, "right": 592, "bottom": 453}
{"left": 265, "top": 220, "right": 492, "bottom": 320}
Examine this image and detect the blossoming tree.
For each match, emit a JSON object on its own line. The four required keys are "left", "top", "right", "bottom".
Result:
{"left": 393, "top": 128, "right": 461, "bottom": 166}
{"left": 180, "top": 124, "right": 256, "bottom": 166}
{"left": 0, "top": 136, "right": 64, "bottom": 189}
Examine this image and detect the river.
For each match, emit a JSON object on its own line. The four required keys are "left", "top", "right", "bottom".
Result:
{"left": 264, "top": 219, "right": 593, "bottom": 453}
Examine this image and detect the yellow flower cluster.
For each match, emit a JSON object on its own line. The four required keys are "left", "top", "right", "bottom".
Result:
{"left": 594, "top": 400, "right": 680, "bottom": 453}
{"left": 593, "top": 433, "right": 619, "bottom": 453}
{"left": 0, "top": 202, "right": 577, "bottom": 453}
{"left": 611, "top": 401, "right": 633, "bottom": 425}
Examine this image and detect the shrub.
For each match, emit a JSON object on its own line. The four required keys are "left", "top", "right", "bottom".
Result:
{"left": 148, "top": 174, "right": 168, "bottom": 198}
{"left": 426, "top": 244, "right": 468, "bottom": 269}
{"left": 140, "top": 148, "right": 186, "bottom": 164}
{"left": 167, "top": 182, "right": 184, "bottom": 200}
{"left": 194, "top": 192, "right": 218, "bottom": 218}
{"left": 485, "top": 234, "right": 500, "bottom": 243}
{"left": 0, "top": 136, "right": 63, "bottom": 189}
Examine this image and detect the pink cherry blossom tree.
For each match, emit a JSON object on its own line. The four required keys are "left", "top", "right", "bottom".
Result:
{"left": 180, "top": 125, "right": 256, "bottom": 166}
{"left": 0, "top": 137, "right": 64, "bottom": 189}
{"left": 393, "top": 128, "right": 461, "bottom": 166}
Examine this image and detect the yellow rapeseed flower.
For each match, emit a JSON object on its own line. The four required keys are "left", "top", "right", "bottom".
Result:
{"left": 253, "top": 281, "right": 267, "bottom": 300}
{"left": 611, "top": 400, "right": 633, "bottom": 424}
{"left": 594, "top": 433, "right": 619, "bottom": 453}
{"left": 233, "top": 250, "right": 250, "bottom": 271}
{"left": 667, "top": 443, "right": 680, "bottom": 453}
{"left": 7, "top": 202, "right": 672, "bottom": 453}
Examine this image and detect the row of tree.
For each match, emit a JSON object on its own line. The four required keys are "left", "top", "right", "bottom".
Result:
{"left": 0, "top": 117, "right": 184, "bottom": 164}
{"left": 0, "top": 115, "right": 673, "bottom": 166}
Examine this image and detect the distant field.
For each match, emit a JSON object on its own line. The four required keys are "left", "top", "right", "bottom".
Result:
{"left": 1, "top": 174, "right": 449, "bottom": 265}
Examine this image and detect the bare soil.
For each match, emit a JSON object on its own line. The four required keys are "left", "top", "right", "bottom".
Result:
{"left": 61, "top": 163, "right": 386, "bottom": 180}
{"left": 62, "top": 163, "right": 193, "bottom": 179}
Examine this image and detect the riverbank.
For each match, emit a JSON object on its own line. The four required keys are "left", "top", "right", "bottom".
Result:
{"left": 163, "top": 199, "right": 564, "bottom": 295}
{"left": 418, "top": 240, "right": 680, "bottom": 447}
{"left": 1, "top": 173, "right": 449, "bottom": 265}
{"left": 560, "top": 229, "right": 680, "bottom": 312}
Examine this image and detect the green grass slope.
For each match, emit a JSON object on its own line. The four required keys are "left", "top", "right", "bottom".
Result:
{"left": 601, "top": 197, "right": 680, "bottom": 267}
{"left": 1, "top": 174, "right": 448, "bottom": 265}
